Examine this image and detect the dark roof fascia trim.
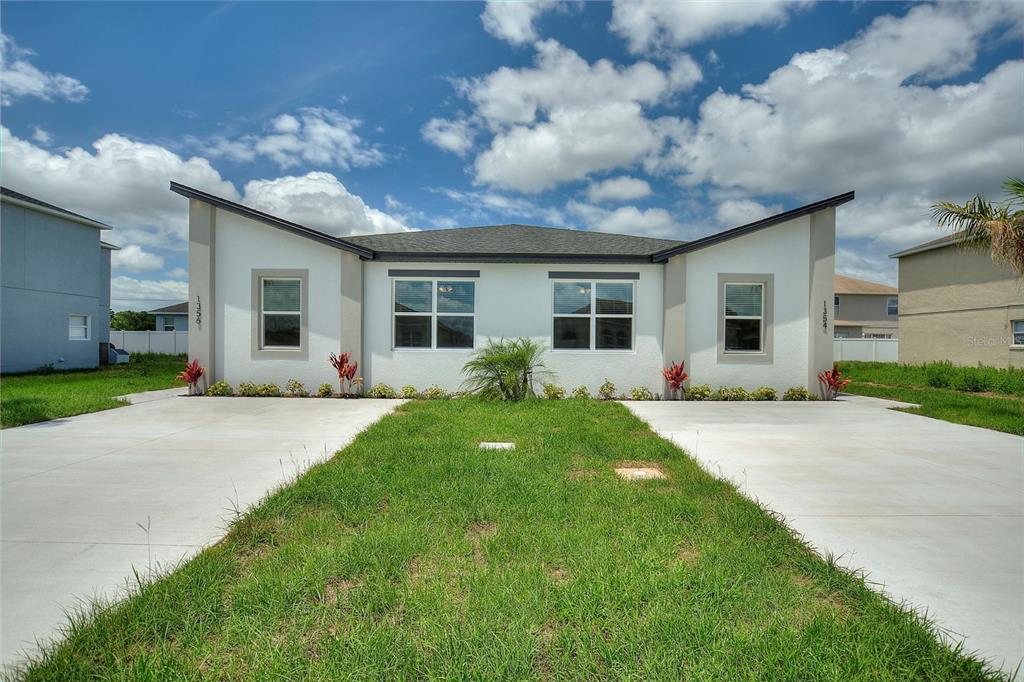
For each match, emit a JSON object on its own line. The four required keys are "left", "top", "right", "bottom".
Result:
{"left": 371, "top": 252, "right": 655, "bottom": 264}
{"left": 1, "top": 192, "right": 112, "bottom": 230}
{"left": 652, "top": 191, "right": 856, "bottom": 262}
{"left": 100, "top": 241, "right": 121, "bottom": 250}
{"left": 169, "top": 182, "right": 374, "bottom": 258}
{"left": 548, "top": 271, "right": 640, "bottom": 280}
{"left": 888, "top": 236, "right": 957, "bottom": 259}
{"left": 388, "top": 269, "right": 480, "bottom": 278}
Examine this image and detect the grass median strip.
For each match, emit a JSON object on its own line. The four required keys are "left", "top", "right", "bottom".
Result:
{"left": 19, "top": 399, "right": 998, "bottom": 680}
{"left": 1, "top": 354, "right": 185, "bottom": 428}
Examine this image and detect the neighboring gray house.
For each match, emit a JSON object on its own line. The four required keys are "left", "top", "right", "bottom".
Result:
{"left": 1, "top": 187, "right": 118, "bottom": 373}
{"left": 833, "top": 274, "right": 898, "bottom": 339}
{"left": 150, "top": 302, "right": 189, "bottom": 331}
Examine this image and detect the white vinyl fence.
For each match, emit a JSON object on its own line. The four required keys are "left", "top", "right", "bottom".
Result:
{"left": 834, "top": 337, "right": 898, "bottom": 362}
{"left": 109, "top": 330, "right": 188, "bottom": 355}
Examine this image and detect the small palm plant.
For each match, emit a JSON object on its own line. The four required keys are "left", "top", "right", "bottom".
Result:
{"left": 461, "top": 337, "right": 551, "bottom": 401}
{"left": 931, "top": 177, "right": 1024, "bottom": 277}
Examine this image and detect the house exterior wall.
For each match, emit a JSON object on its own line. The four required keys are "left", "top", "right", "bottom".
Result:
{"left": 897, "top": 245, "right": 1022, "bottom": 368}
{"left": 362, "top": 261, "right": 666, "bottom": 394}
{"left": 212, "top": 209, "right": 347, "bottom": 388}
{"left": 683, "top": 215, "right": 816, "bottom": 392}
{"left": 1, "top": 202, "right": 109, "bottom": 373}
{"left": 834, "top": 293, "right": 898, "bottom": 337}
{"left": 155, "top": 313, "right": 188, "bottom": 331}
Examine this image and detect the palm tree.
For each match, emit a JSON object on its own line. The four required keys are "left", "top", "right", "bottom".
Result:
{"left": 930, "top": 177, "right": 1024, "bottom": 277}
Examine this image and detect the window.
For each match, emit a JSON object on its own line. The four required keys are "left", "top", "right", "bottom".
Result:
{"left": 1013, "top": 320, "right": 1024, "bottom": 347}
{"left": 162, "top": 318, "right": 176, "bottom": 331}
{"left": 723, "top": 283, "right": 764, "bottom": 353}
{"left": 393, "top": 279, "right": 474, "bottom": 349}
{"left": 834, "top": 294, "right": 840, "bottom": 318}
{"left": 887, "top": 296, "right": 898, "bottom": 316}
{"left": 552, "top": 281, "right": 633, "bottom": 350}
{"left": 261, "top": 278, "right": 301, "bottom": 349}
{"left": 68, "top": 314, "right": 90, "bottom": 340}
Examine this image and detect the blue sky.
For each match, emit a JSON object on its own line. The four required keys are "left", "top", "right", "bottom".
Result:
{"left": 1, "top": 1, "right": 1020, "bottom": 310}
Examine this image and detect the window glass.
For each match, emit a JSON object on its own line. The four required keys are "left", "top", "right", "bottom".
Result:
{"left": 724, "top": 319, "right": 762, "bottom": 352}
{"left": 595, "top": 283, "right": 633, "bottom": 315}
{"left": 262, "top": 279, "right": 300, "bottom": 312}
{"left": 437, "top": 281, "right": 474, "bottom": 314}
{"left": 725, "top": 284, "right": 762, "bottom": 317}
{"left": 394, "top": 280, "right": 433, "bottom": 313}
{"left": 395, "top": 316, "right": 432, "bottom": 348}
{"left": 596, "top": 317, "right": 632, "bottom": 350}
{"left": 437, "top": 316, "right": 474, "bottom": 348}
{"left": 553, "top": 282, "right": 591, "bottom": 315}
{"left": 887, "top": 296, "right": 898, "bottom": 316}
{"left": 1013, "top": 320, "right": 1024, "bottom": 346}
{"left": 69, "top": 315, "right": 89, "bottom": 340}
{"left": 264, "top": 314, "right": 300, "bottom": 347}
{"left": 553, "top": 317, "right": 590, "bottom": 349}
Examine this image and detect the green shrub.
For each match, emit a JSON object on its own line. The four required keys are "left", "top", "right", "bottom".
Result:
{"left": 367, "top": 383, "right": 398, "bottom": 399}
{"left": 686, "top": 384, "right": 712, "bottom": 401}
{"left": 598, "top": 379, "right": 616, "bottom": 400}
{"left": 285, "top": 379, "right": 308, "bottom": 397}
{"left": 783, "top": 386, "right": 812, "bottom": 401}
{"left": 955, "top": 370, "right": 990, "bottom": 393}
{"left": 629, "top": 386, "right": 656, "bottom": 400}
{"left": 317, "top": 383, "right": 334, "bottom": 398}
{"left": 400, "top": 385, "right": 420, "bottom": 399}
{"left": 206, "top": 381, "right": 234, "bottom": 397}
{"left": 925, "top": 362, "right": 956, "bottom": 388}
{"left": 237, "top": 382, "right": 259, "bottom": 397}
{"left": 571, "top": 386, "right": 590, "bottom": 399}
{"left": 715, "top": 386, "right": 749, "bottom": 401}
{"left": 461, "top": 337, "right": 551, "bottom": 401}
{"left": 542, "top": 383, "right": 565, "bottom": 399}
{"left": 750, "top": 386, "right": 777, "bottom": 401}
{"left": 256, "top": 383, "right": 281, "bottom": 397}
{"left": 422, "top": 385, "right": 448, "bottom": 400}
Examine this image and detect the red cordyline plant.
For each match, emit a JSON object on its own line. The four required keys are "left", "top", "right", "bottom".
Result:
{"left": 329, "top": 352, "right": 359, "bottom": 397}
{"left": 177, "top": 358, "right": 206, "bottom": 396}
{"left": 662, "top": 361, "right": 689, "bottom": 400}
{"left": 817, "top": 366, "right": 851, "bottom": 401}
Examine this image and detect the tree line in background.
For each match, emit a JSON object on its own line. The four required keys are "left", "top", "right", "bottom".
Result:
{"left": 109, "top": 310, "right": 155, "bottom": 331}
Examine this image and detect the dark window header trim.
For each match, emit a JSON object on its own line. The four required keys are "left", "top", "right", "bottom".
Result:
{"left": 548, "top": 271, "right": 640, "bottom": 280}
{"left": 388, "top": 269, "right": 480, "bottom": 278}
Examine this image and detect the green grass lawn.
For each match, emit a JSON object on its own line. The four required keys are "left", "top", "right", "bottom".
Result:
{"left": 1, "top": 354, "right": 185, "bottom": 428}
{"left": 20, "top": 399, "right": 996, "bottom": 680}
{"left": 838, "top": 361, "right": 1024, "bottom": 436}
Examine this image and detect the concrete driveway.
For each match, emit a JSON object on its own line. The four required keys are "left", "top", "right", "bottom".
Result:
{"left": 1, "top": 392, "right": 401, "bottom": 667}
{"left": 624, "top": 395, "right": 1023, "bottom": 673}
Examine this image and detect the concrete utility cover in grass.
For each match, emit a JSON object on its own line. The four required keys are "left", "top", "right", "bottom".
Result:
{"left": 479, "top": 442, "right": 515, "bottom": 450}
{"left": 614, "top": 466, "right": 665, "bottom": 480}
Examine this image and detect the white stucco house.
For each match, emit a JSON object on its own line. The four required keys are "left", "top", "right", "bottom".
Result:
{"left": 173, "top": 182, "right": 851, "bottom": 395}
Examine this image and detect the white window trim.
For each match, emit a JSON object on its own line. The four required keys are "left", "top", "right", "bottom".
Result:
{"left": 551, "top": 280, "right": 635, "bottom": 353}
{"left": 887, "top": 295, "right": 898, "bottom": 316}
{"left": 68, "top": 314, "right": 91, "bottom": 341}
{"left": 261, "top": 276, "right": 302, "bottom": 351}
{"left": 392, "top": 278, "right": 476, "bottom": 351}
{"left": 1011, "top": 320, "right": 1024, "bottom": 349}
{"left": 723, "top": 282, "right": 765, "bottom": 354}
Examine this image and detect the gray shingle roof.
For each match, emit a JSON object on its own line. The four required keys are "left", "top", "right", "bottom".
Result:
{"left": 150, "top": 302, "right": 188, "bottom": 314}
{"left": 346, "top": 224, "right": 686, "bottom": 260}
{"left": 1, "top": 186, "right": 113, "bottom": 229}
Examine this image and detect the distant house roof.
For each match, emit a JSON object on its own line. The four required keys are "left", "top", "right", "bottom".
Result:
{"left": 1, "top": 186, "right": 112, "bottom": 230}
{"left": 150, "top": 302, "right": 188, "bottom": 315}
{"left": 170, "top": 181, "right": 855, "bottom": 263}
{"left": 100, "top": 241, "right": 121, "bottom": 251}
{"left": 834, "top": 274, "right": 897, "bottom": 295}
{"left": 345, "top": 224, "right": 685, "bottom": 262}
{"left": 888, "top": 234, "right": 957, "bottom": 259}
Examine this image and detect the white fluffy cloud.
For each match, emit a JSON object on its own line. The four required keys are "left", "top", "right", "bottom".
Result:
{"left": 567, "top": 200, "right": 679, "bottom": 238}
{"left": 199, "top": 107, "right": 385, "bottom": 171}
{"left": 421, "top": 117, "right": 476, "bottom": 156}
{"left": 111, "top": 276, "right": 188, "bottom": 306}
{"left": 0, "top": 125, "right": 237, "bottom": 249}
{"left": 455, "top": 40, "right": 699, "bottom": 192}
{"left": 242, "top": 172, "right": 409, "bottom": 236}
{"left": 609, "top": 0, "right": 797, "bottom": 53}
{"left": 31, "top": 126, "right": 52, "bottom": 144}
{"left": 0, "top": 34, "right": 89, "bottom": 105}
{"left": 437, "top": 187, "right": 564, "bottom": 226}
{"left": 586, "top": 176, "right": 652, "bottom": 203}
{"left": 714, "top": 198, "right": 782, "bottom": 226}
{"left": 481, "top": 0, "right": 561, "bottom": 44}
{"left": 111, "top": 244, "right": 165, "bottom": 273}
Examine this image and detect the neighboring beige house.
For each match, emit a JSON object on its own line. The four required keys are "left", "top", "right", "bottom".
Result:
{"left": 890, "top": 235, "right": 1023, "bottom": 368}
{"left": 833, "top": 274, "right": 898, "bottom": 338}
